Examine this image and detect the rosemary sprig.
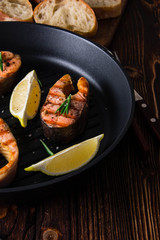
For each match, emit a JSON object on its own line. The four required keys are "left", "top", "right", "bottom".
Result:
{"left": 55, "top": 94, "right": 71, "bottom": 115}
{"left": 0, "top": 52, "right": 3, "bottom": 72}
{"left": 40, "top": 139, "right": 54, "bottom": 156}
{"left": 38, "top": 78, "right": 42, "bottom": 87}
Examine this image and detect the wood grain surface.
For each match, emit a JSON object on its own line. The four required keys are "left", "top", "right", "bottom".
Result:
{"left": 1, "top": 0, "right": 160, "bottom": 239}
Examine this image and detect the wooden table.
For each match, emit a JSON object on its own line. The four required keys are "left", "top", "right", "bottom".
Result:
{"left": 0, "top": 0, "right": 160, "bottom": 239}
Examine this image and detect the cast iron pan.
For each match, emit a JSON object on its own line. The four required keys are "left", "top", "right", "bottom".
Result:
{"left": 0, "top": 22, "right": 134, "bottom": 201}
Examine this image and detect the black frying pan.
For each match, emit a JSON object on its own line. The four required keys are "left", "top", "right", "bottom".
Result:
{"left": 0, "top": 22, "right": 134, "bottom": 201}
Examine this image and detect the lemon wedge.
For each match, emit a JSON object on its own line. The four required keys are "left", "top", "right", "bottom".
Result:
{"left": 25, "top": 134, "right": 104, "bottom": 176}
{"left": 10, "top": 70, "right": 41, "bottom": 127}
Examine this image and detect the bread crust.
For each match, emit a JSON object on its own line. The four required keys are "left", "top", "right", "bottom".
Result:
{"left": 0, "top": 10, "right": 20, "bottom": 21}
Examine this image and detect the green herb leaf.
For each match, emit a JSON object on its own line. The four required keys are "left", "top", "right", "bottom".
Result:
{"left": 65, "top": 94, "right": 71, "bottom": 114}
{"left": 40, "top": 139, "right": 54, "bottom": 156}
{"left": 38, "top": 78, "right": 42, "bottom": 87}
{"left": 55, "top": 94, "right": 71, "bottom": 115}
{"left": 0, "top": 52, "right": 3, "bottom": 72}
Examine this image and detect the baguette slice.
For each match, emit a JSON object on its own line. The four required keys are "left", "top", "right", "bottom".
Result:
{"left": 33, "top": 0, "right": 98, "bottom": 37}
{"left": 0, "top": 0, "right": 33, "bottom": 22}
{"left": 84, "top": 0, "right": 122, "bottom": 19}
{"left": 0, "top": 10, "right": 19, "bottom": 21}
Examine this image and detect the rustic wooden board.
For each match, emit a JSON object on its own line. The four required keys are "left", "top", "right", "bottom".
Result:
{"left": 89, "top": 0, "right": 128, "bottom": 47}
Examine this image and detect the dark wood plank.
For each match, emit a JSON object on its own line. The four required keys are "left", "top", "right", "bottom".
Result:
{"left": 110, "top": 0, "right": 160, "bottom": 239}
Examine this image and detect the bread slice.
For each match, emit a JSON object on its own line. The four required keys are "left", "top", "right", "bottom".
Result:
{"left": 0, "top": 10, "right": 20, "bottom": 21}
{"left": 33, "top": 0, "right": 98, "bottom": 37}
{"left": 0, "top": 0, "right": 33, "bottom": 22}
{"left": 84, "top": 0, "right": 122, "bottom": 19}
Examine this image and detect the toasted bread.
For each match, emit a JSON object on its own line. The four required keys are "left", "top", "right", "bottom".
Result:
{"left": 33, "top": 0, "right": 98, "bottom": 37}
{"left": 0, "top": 10, "right": 19, "bottom": 21}
{"left": 0, "top": 0, "right": 33, "bottom": 22}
